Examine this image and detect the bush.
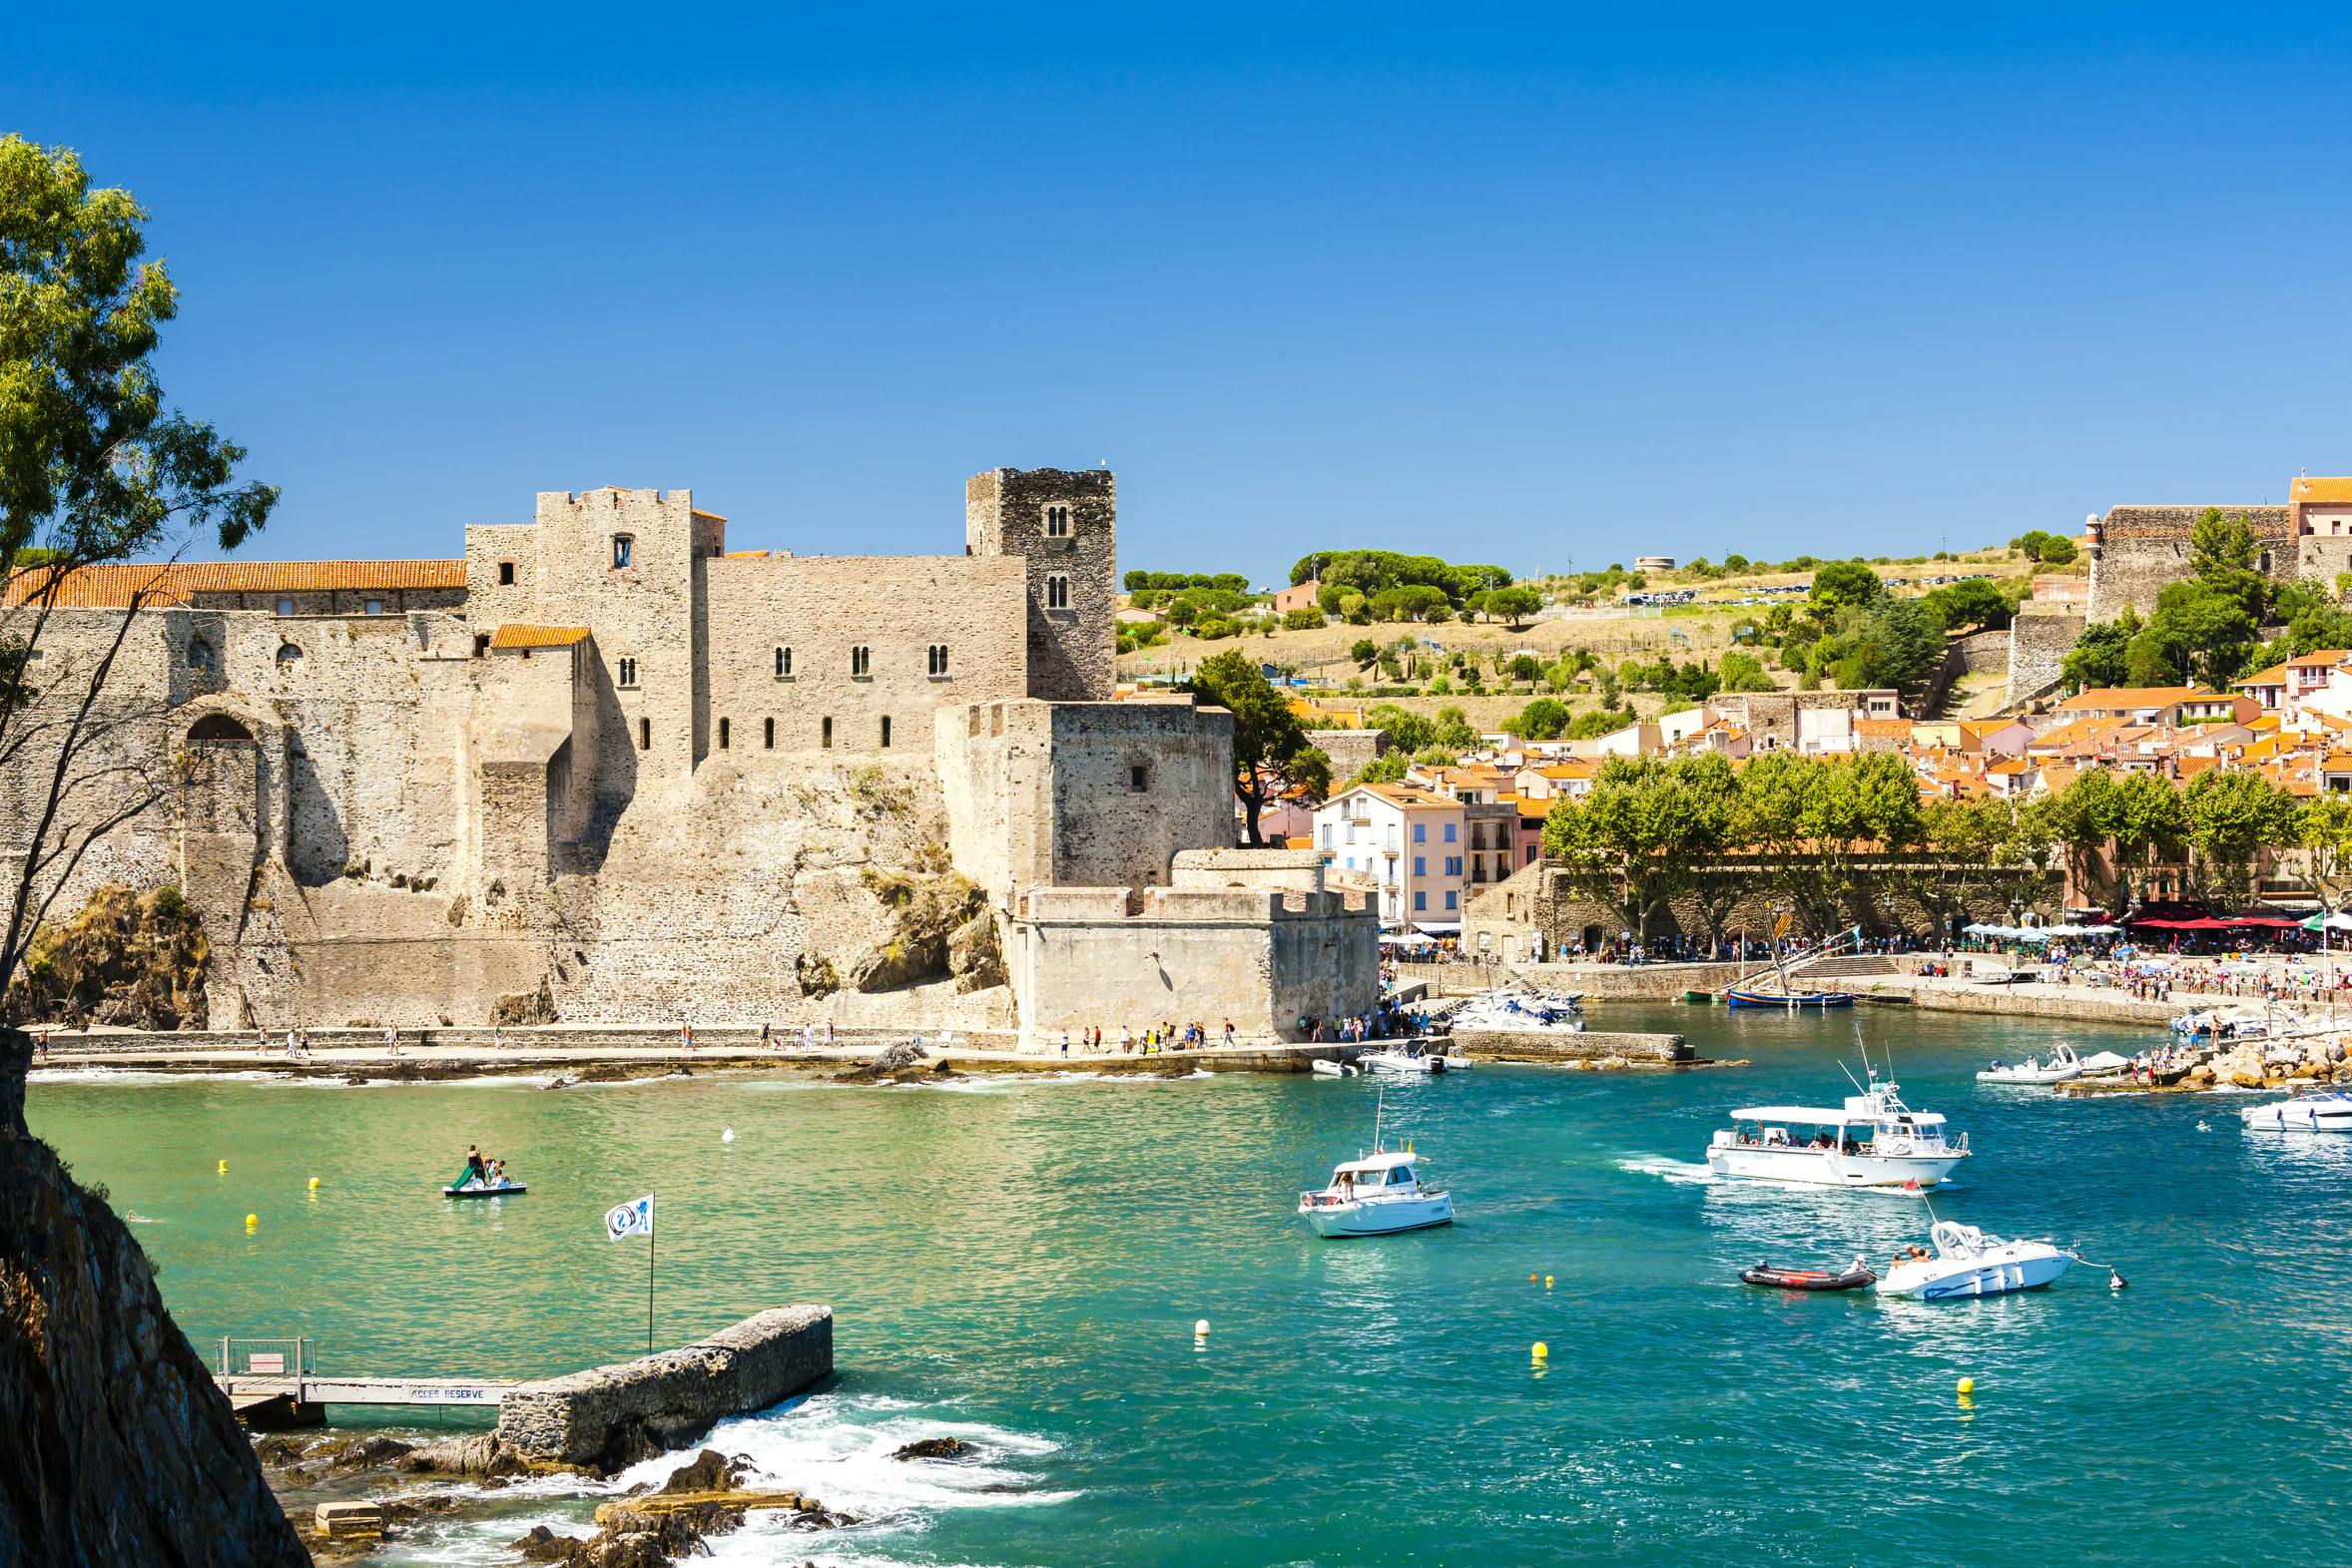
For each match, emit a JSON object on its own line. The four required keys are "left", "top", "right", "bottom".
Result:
{"left": 1283, "top": 607, "right": 1326, "bottom": 630}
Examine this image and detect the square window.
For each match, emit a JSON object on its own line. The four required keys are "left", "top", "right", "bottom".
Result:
{"left": 362, "top": 598, "right": 383, "bottom": 615}
{"left": 1413, "top": 822, "right": 1426, "bottom": 843}
{"left": 1414, "top": 891, "right": 1427, "bottom": 912}
{"left": 1444, "top": 822, "right": 1459, "bottom": 842}
{"left": 612, "top": 534, "right": 633, "bottom": 569}
{"left": 1446, "top": 890, "right": 1459, "bottom": 910}
{"left": 275, "top": 597, "right": 294, "bottom": 617}
{"left": 1129, "top": 765, "right": 1149, "bottom": 791}
{"left": 497, "top": 561, "right": 515, "bottom": 586}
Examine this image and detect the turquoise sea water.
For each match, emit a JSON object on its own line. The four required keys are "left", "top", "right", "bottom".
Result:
{"left": 28, "top": 1004, "right": 2352, "bottom": 1567}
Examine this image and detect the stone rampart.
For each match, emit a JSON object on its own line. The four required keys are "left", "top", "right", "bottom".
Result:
{"left": 2006, "top": 610, "right": 2083, "bottom": 706}
{"left": 2089, "top": 504, "right": 2290, "bottom": 622}
{"left": 495, "top": 1307, "right": 834, "bottom": 1467}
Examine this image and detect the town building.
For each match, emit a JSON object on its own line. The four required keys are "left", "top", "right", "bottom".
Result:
{"left": 1312, "top": 783, "right": 1467, "bottom": 930}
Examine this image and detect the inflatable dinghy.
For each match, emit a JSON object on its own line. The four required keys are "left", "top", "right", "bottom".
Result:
{"left": 1740, "top": 1261, "right": 1875, "bottom": 1292}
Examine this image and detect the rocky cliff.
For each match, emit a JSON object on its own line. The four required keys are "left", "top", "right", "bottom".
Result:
{"left": 0, "top": 1026, "right": 310, "bottom": 1566}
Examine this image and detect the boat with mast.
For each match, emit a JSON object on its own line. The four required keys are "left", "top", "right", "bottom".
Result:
{"left": 1297, "top": 1087, "right": 1455, "bottom": 1237}
{"left": 1704, "top": 1033, "right": 1969, "bottom": 1189}
{"left": 1722, "top": 921, "right": 1859, "bottom": 1009}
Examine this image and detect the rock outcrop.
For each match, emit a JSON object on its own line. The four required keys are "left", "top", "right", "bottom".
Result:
{"left": 0, "top": 1026, "right": 311, "bottom": 1565}
{"left": 8, "top": 883, "right": 209, "bottom": 1029}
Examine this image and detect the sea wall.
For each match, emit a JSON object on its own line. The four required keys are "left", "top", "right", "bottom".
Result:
{"left": 1394, "top": 955, "right": 1899, "bottom": 1000}
{"left": 495, "top": 1306, "right": 834, "bottom": 1468}
{"left": 1449, "top": 1027, "right": 1690, "bottom": 1062}
{"left": 1850, "top": 975, "right": 2189, "bottom": 1026}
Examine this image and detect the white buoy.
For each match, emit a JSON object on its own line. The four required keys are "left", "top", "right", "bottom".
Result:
{"left": 1194, "top": 1318, "right": 1210, "bottom": 1337}
{"left": 722, "top": 1125, "right": 736, "bottom": 1144}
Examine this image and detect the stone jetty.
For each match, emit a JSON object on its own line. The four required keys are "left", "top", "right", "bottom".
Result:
{"left": 1447, "top": 1026, "right": 1691, "bottom": 1063}
{"left": 406, "top": 1307, "right": 833, "bottom": 1476}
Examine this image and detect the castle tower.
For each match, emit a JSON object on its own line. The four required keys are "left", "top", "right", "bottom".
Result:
{"left": 965, "top": 468, "right": 1116, "bottom": 703}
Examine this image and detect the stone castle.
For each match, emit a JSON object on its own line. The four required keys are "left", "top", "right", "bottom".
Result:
{"left": 3, "top": 469, "right": 1376, "bottom": 1040}
{"left": 2007, "top": 475, "right": 2352, "bottom": 704}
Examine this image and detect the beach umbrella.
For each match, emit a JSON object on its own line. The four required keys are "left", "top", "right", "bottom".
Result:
{"left": 2302, "top": 912, "right": 2352, "bottom": 932}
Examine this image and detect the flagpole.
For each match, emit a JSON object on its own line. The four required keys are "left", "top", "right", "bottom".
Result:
{"left": 647, "top": 1188, "right": 657, "bottom": 1354}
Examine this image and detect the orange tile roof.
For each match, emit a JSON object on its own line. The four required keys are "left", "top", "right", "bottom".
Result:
{"left": 2288, "top": 650, "right": 2352, "bottom": 669}
{"left": 5, "top": 558, "right": 466, "bottom": 608}
{"left": 2057, "top": 686, "right": 2206, "bottom": 712}
{"left": 2292, "top": 476, "right": 2352, "bottom": 503}
{"left": 487, "top": 623, "right": 591, "bottom": 650}
{"left": 1986, "top": 757, "right": 2030, "bottom": 776}
{"left": 1856, "top": 718, "right": 1911, "bottom": 737}
{"left": 2174, "top": 755, "right": 2220, "bottom": 778}
{"left": 2236, "top": 664, "right": 2289, "bottom": 688}
{"left": 2326, "top": 754, "right": 2352, "bottom": 773}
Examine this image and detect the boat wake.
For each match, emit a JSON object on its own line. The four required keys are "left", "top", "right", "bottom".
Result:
{"left": 1615, "top": 1156, "right": 1718, "bottom": 1186}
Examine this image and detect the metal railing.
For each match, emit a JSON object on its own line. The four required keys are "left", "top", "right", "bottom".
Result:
{"left": 218, "top": 1336, "right": 312, "bottom": 1378}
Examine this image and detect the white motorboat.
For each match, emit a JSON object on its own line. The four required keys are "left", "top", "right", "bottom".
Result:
{"left": 1976, "top": 1044, "right": 2082, "bottom": 1084}
{"left": 1298, "top": 1148, "right": 1454, "bottom": 1236}
{"left": 1706, "top": 1070, "right": 1970, "bottom": 1189}
{"left": 1361, "top": 1044, "right": 1447, "bottom": 1074}
{"left": 2240, "top": 1093, "right": 2352, "bottom": 1133}
{"left": 1875, "top": 1221, "right": 2075, "bottom": 1300}
{"left": 1298, "top": 1090, "right": 1456, "bottom": 1237}
{"left": 2076, "top": 1050, "right": 2133, "bottom": 1075}
{"left": 1310, "top": 1059, "right": 1357, "bottom": 1079}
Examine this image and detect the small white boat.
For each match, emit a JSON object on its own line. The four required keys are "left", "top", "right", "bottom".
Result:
{"left": 1876, "top": 1221, "right": 2075, "bottom": 1300}
{"left": 1361, "top": 1045, "right": 1447, "bottom": 1075}
{"left": 2240, "top": 1093, "right": 2352, "bottom": 1133}
{"left": 1450, "top": 990, "right": 1584, "bottom": 1033}
{"left": 1298, "top": 1090, "right": 1455, "bottom": 1237}
{"left": 1976, "top": 1044, "right": 2082, "bottom": 1084}
{"left": 1310, "top": 1059, "right": 1356, "bottom": 1079}
{"left": 2076, "top": 1050, "right": 2133, "bottom": 1075}
{"left": 1706, "top": 1066, "right": 1970, "bottom": 1189}
{"left": 1298, "top": 1149, "right": 1454, "bottom": 1236}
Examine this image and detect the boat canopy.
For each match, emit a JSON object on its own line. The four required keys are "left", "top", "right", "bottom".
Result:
{"left": 1729, "top": 1106, "right": 1853, "bottom": 1124}
{"left": 1729, "top": 1104, "right": 1946, "bottom": 1126}
{"left": 1336, "top": 1151, "right": 1419, "bottom": 1175}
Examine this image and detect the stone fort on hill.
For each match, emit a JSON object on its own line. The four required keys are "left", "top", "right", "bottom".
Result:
{"left": 1, "top": 468, "right": 1375, "bottom": 1040}
{"left": 2006, "top": 474, "right": 2352, "bottom": 705}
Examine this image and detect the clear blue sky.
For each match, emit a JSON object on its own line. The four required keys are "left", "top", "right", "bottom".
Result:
{"left": 12, "top": 4, "right": 2351, "bottom": 583}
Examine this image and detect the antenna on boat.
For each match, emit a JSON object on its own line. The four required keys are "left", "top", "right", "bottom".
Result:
{"left": 1374, "top": 1083, "right": 1387, "bottom": 1154}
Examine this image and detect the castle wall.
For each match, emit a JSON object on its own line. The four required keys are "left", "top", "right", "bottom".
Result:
{"left": 703, "top": 555, "right": 1027, "bottom": 757}
{"left": 2007, "top": 610, "right": 2084, "bottom": 704}
{"left": 1010, "top": 884, "right": 1377, "bottom": 1041}
{"left": 2299, "top": 534, "right": 2352, "bottom": 591}
{"left": 2088, "top": 505, "right": 2291, "bottom": 622}
{"left": 937, "top": 698, "right": 1236, "bottom": 900}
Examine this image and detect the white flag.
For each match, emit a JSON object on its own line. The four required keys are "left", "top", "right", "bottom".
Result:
{"left": 605, "top": 1193, "right": 655, "bottom": 1241}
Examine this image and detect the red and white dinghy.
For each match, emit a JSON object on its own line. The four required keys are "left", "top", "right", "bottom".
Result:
{"left": 1740, "top": 1260, "right": 1877, "bottom": 1292}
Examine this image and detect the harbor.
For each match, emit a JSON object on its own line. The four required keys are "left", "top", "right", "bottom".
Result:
{"left": 28, "top": 1001, "right": 2352, "bottom": 1567}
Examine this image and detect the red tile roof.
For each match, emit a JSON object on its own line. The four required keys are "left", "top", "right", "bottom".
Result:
{"left": 488, "top": 623, "right": 591, "bottom": 650}
{"left": 4, "top": 559, "right": 465, "bottom": 608}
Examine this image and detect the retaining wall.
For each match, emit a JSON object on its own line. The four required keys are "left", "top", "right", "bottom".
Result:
{"left": 496, "top": 1306, "right": 834, "bottom": 1466}
{"left": 1395, "top": 955, "right": 1898, "bottom": 1000}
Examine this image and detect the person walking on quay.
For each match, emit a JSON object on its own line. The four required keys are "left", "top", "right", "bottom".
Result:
{"left": 760, "top": 1020, "right": 772, "bottom": 1047}
{"left": 1121, "top": 1025, "right": 1135, "bottom": 1053}
{"left": 492, "top": 1023, "right": 505, "bottom": 1048}
{"left": 1222, "top": 1019, "right": 1235, "bottom": 1047}
{"left": 1059, "top": 1030, "right": 1070, "bottom": 1055}
{"left": 384, "top": 1026, "right": 401, "bottom": 1057}
{"left": 802, "top": 1021, "right": 815, "bottom": 1050}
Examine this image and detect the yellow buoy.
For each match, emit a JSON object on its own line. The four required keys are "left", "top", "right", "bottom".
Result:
{"left": 1531, "top": 1341, "right": 1548, "bottom": 1362}
{"left": 1956, "top": 1376, "right": 1976, "bottom": 1395}
{"left": 1544, "top": 1276, "right": 1553, "bottom": 1289}
{"left": 245, "top": 1213, "right": 259, "bottom": 1230}
{"left": 306, "top": 1177, "right": 319, "bottom": 1191}
{"left": 217, "top": 1160, "right": 228, "bottom": 1174}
